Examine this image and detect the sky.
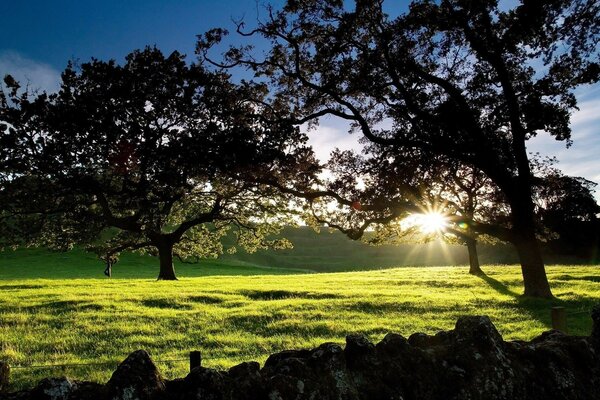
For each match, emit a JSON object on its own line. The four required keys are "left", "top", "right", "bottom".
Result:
{"left": 1, "top": 0, "right": 599, "bottom": 200}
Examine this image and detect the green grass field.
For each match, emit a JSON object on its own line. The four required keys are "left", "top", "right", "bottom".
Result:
{"left": 1, "top": 243, "right": 599, "bottom": 390}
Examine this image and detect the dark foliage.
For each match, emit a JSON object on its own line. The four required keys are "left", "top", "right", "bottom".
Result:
{"left": 200, "top": 0, "right": 600, "bottom": 297}
{"left": 0, "top": 47, "right": 319, "bottom": 279}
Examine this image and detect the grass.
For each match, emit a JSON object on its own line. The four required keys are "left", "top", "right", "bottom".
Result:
{"left": 1, "top": 249, "right": 599, "bottom": 390}
{"left": 0, "top": 247, "right": 312, "bottom": 279}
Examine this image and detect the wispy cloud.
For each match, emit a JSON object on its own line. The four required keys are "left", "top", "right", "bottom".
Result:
{"left": 0, "top": 51, "right": 61, "bottom": 94}
{"left": 306, "top": 120, "right": 363, "bottom": 163}
{"left": 527, "top": 84, "right": 600, "bottom": 200}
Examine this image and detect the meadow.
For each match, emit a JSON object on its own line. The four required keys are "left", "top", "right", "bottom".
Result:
{"left": 1, "top": 235, "right": 599, "bottom": 390}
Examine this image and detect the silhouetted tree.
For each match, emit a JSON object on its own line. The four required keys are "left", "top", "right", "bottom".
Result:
{"left": 534, "top": 172, "right": 600, "bottom": 258}
{"left": 419, "top": 162, "right": 503, "bottom": 275}
{"left": 200, "top": 0, "right": 600, "bottom": 297}
{"left": 312, "top": 147, "right": 506, "bottom": 275}
{"left": 311, "top": 148, "right": 596, "bottom": 276}
{"left": 0, "top": 48, "right": 317, "bottom": 279}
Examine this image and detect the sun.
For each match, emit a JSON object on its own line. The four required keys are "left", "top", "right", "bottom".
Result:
{"left": 418, "top": 212, "right": 448, "bottom": 233}
{"left": 406, "top": 211, "right": 448, "bottom": 234}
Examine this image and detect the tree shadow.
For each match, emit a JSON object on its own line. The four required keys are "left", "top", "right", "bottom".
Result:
{"left": 475, "top": 271, "right": 596, "bottom": 334}
{"left": 553, "top": 275, "right": 600, "bottom": 283}
{"left": 475, "top": 272, "right": 520, "bottom": 298}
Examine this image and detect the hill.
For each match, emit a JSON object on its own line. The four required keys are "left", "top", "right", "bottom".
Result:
{"left": 2, "top": 226, "right": 597, "bottom": 279}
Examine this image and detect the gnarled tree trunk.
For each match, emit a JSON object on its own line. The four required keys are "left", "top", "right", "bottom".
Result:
{"left": 514, "top": 230, "right": 551, "bottom": 298}
{"left": 157, "top": 239, "right": 177, "bottom": 280}
{"left": 465, "top": 237, "right": 483, "bottom": 275}
{"left": 509, "top": 190, "right": 553, "bottom": 298}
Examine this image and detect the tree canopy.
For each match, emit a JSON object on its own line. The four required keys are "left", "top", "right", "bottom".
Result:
{"left": 0, "top": 47, "right": 319, "bottom": 279}
{"left": 200, "top": 0, "right": 600, "bottom": 297}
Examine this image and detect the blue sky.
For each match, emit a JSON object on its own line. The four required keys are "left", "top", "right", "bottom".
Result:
{"left": 1, "top": 0, "right": 598, "bottom": 200}
{"left": 0, "top": 0, "right": 269, "bottom": 69}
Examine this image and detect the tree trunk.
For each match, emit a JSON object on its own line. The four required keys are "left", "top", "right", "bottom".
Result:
{"left": 514, "top": 230, "right": 552, "bottom": 298}
{"left": 157, "top": 240, "right": 177, "bottom": 280}
{"left": 506, "top": 164, "right": 553, "bottom": 298}
{"left": 466, "top": 237, "right": 483, "bottom": 275}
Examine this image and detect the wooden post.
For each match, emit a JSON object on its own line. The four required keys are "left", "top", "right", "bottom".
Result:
{"left": 551, "top": 306, "right": 567, "bottom": 333}
{"left": 0, "top": 361, "right": 9, "bottom": 393}
{"left": 189, "top": 351, "right": 201, "bottom": 372}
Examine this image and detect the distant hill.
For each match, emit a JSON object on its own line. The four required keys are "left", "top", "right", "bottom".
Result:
{"left": 2, "top": 227, "right": 596, "bottom": 279}
{"left": 219, "top": 226, "right": 523, "bottom": 271}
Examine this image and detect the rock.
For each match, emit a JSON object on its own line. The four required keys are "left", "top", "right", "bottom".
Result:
{"left": 30, "top": 377, "right": 73, "bottom": 400}
{"left": 454, "top": 315, "right": 504, "bottom": 351}
{"left": 443, "top": 316, "right": 515, "bottom": 399}
{"left": 0, "top": 362, "right": 9, "bottom": 393}
{"left": 309, "top": 343, "right": 344, "bottom": 365}
{"left": 346, "top": 335, "right": 398, "bottom": 399}
{"left": 345, "top": 335, "right": 376, "bottom": 370}
{"left": 228, "top": 361, "right": 260, "bottom": 379}
{"left": 68, "top": 381, "right": 106, "bottom": 400}
{"left": 179, "top": 366, "right": 228, "bottom": 400}
{"left": 105, "top": 350, "right": 165, "bottom": 400}
{"left": 592, "top": 305, "right": 600, "bottom": 346}
{"left": 262, "top": 350, "right": 314, "bottom": 400}
{"left": 264, "top": 373, "right": 310, "bottom": 400}
{"left": 227, "top": 362, "right": 263, "bottom": 400}
{"left": 262, "top": 342, "right": 360, "bottom": 400}
{"left": 263, "top": 349, "right": 311, "bottom": 372}
{"left": 407, "top": 332, "right": 436, "bottom": 348}
{"left": 375, "top": 333, "right": 409, "bottom": 357}
{"left": 308, "top": 343, "right": 359, "bottom": 400}
{"left": 5, "top": 309, "right": 600, "bottom": 400}
{"left": 378, "top": 333, "right": 443, "bottom": 399}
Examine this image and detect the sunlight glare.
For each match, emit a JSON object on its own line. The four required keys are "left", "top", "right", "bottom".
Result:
{"left": 413, "top": 212, "right": 448, "bottom": 234}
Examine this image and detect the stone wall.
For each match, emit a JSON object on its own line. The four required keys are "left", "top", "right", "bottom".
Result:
{"left": 2, "top": 308, "right": 600, "bottom": 400}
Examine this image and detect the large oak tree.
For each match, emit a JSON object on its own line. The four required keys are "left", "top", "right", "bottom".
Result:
{"left": 318, "top": 148, "right": 598, "bottom": 277}
{"left": 201, "top": 0, "right": 600, "bottom": 297}
{"left": 0, "top": 48, "right": 318, "bottom": 279}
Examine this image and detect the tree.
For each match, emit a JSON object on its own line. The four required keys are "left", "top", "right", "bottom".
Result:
{"left": 201, "top": 0, "right": 600, "bottom": 297}
{"left": 533, "top": 171, "right": 600, "bottom": 258}
{"left": 311, "top": 146, "right": 506, "bottom": 275}
{"left": 0, "top": 47, "right": 317, "bottom": 280}
{"left": 305, "top": 146, "right": 596, "bottom": 277}
{"left": 409, "top": 161, "right": 504, "bottom": 275}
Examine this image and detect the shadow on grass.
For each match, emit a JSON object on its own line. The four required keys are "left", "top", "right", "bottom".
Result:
{"left": 225, "top": 313, "right": 341, "bottom": 337}
{"left": 0, "top": 284, "right": 44, "bottom": 290}
{"left": 475, "top": 273, "right": 520, "bottom": 298}
{"left": 187, "top": 295, "right": 224, "bottom": 304}
{"left": 27, "top": 300, "right": 103, "bottom": 313}
{"left": 141, "top": 298, "right": 193, "bottom": 310}
{"left": 474, "top": 272, "right": 596, "bottom": 333}
{"left": 345, "top": 301, "right": 460, "bottom": 314}
{"left": 240, "top": 289, "right": 342, "bottom": 301}
{"left": 552, "top": 275, "right": 600, "bottom": 283}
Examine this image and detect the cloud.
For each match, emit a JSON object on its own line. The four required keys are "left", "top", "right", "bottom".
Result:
{"left": 306, "top": 121, "right": 363, "bottom": 163}
{"left": 0, "top": 51, "right": 61, "bottom": 94}
{"left": 527, "top": 84, "right": 600, "bottom": 201}
{"left": 305, "top": 86, "right": 600, "bottom": 203}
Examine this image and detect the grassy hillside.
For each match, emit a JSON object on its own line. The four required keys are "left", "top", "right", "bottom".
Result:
{"left": 221, "top": 226, "right": 523, "bottom": 270}
{"left": 0, "top": 247, "right": 310, "bottom": 280}
{"left": 1, "top": 265, "right": 599, "bottom": 390}
{"left": 2, "top": 226, "right": 595, "bottom": 279}
{"left": 1, "top": 227, "right": 598, "bottom": 390}
{"left": 0, "top": 228, "right": 499, "bottom": 280}
{"left": 218, "top": 226, "right": 599, "bottom": 270}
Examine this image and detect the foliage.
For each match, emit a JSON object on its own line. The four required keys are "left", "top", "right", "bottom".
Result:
{"left": 0, "top": 47, "right": 318, "bottom": 279}
{"left": 199, "top": 0, "right": 600, "bottom": 296}
{"left": 325, "top": 149, "right": 598, "bottom": 269}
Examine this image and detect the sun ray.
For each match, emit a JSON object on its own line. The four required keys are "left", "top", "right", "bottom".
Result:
{"left": 404, "top": 208, "right": 449, "bottom": 235}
